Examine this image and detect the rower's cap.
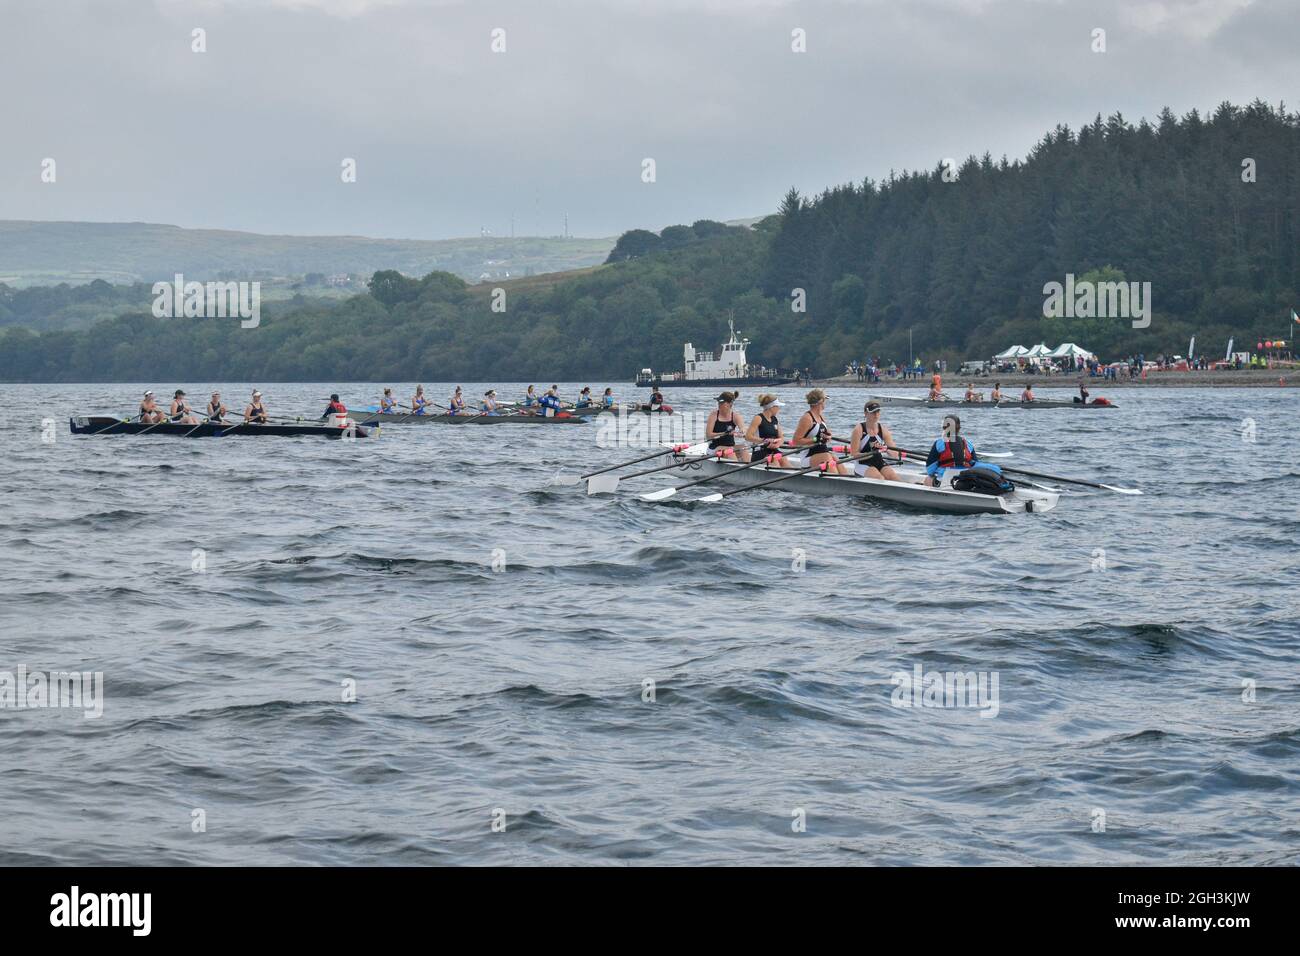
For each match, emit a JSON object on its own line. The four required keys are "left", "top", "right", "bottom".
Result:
{"left": 143, "top": 390, "right": 154, "bottom": 397}
{"left": 715, "top": 391, "right": 738, "bottom": 403}
{"left": 253, "top": 390, "right": 262, "bottom": 397}
{"left": 763, "top": 399, "right": 784, "bottom": 409}
{"left": 486, "top": 389, "right": 496, "bottom": 396}
{"left": 175, "top": 389, "right": 186, "bottom": 396}
{"left": 865, "top": 401, "right": 881, "bottom": 413}
{"left": 330, "top": 393, "right": 340, "bottom": 401}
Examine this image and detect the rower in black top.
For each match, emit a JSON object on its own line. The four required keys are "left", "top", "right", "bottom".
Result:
{"left": 206, "top": 392, "right": 228, "bottom": 423}
{"left": 744, "top": 392, "right": 789, "bottom": 466}
{"left": 706, "top": 391, "right": 750, "bottom": 462}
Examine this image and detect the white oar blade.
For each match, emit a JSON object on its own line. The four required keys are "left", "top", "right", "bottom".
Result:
{"left": 1101, "top": 484, "right": 1142, "bottom": 495}
{"left": 696, "top": 493, "right": 724, "bottom": 503}
{"left": 551, "top": 473, "right": 582, "bottom": 486}
{"left": 586, "top": 474, "right": 620, "bottom": 495}
{"left": 979, "top": 452, "right": 1014, "bottom": 459}
{"left": 639, "top": 487, "right": 678, "bottom": 502}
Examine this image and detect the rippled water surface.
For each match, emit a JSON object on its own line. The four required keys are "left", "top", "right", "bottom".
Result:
{"left": 1, "top": 382, "right": 1297, "bottom": 865}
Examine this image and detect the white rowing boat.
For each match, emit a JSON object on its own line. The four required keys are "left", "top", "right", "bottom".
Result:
{"left": 868, "top": 395, "right": 1117, "bottom": 409}
{"left": 652, "top": 449, "right": 1058, "bottom": 514}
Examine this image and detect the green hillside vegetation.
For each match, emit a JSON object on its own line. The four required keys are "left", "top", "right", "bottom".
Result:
{"left": 1, "top": 101, "right": 1296, "bottom": 383}
{"left": 0, "top": 221, "right": 614, "bottom": 287}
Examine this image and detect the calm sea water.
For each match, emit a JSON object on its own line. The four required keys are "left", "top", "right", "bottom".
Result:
{"left": 1, "top": 382, "right": 1296, "bottom": 865}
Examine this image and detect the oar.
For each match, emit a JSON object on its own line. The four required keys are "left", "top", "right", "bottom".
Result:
{"left": 587, "top": 445, "right": 710, "bottom": 495}
{"left": 988, "top": 464, "right": 1141, "bottom": 495}
{"left": 696, "top": 451, "right": 878, "bottom": 502}
{"left": 894, "top": 446, "right": 1134, "bottom": 494}
{"left": 92, "top": 415, "right": 138, "bottom": 435}
{"left": 639, "top": 443, "right": 823, "bottom": 502}
{"left": 136, "top": 411, "right": 191, "bottom": 436}
{"left": 553, "top": 444, "right": 687, "bottom": 486}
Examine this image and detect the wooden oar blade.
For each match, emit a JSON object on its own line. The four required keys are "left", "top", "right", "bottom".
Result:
{"left": 586, "top": 473, "right": 621, "bottom": 495}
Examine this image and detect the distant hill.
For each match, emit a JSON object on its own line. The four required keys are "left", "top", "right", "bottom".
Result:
{"left": 0, "top": 220, "right": 615, "bottom": 287}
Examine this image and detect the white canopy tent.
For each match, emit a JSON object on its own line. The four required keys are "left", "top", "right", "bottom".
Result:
{"left": 1049, "top": 342, "right": 1096, "bottom": 361}
{"left": 1023, "top": 343, "right": 1053, "bottom": 359}
{"left": 994, "top": 345, "right": 1029, "bottom": 360}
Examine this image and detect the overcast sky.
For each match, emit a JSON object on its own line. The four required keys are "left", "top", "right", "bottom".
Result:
{"left": 2, "top": 0, "right": 1294, "bottom": 239}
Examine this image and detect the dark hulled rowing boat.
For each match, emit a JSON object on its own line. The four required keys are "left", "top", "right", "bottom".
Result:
{"left": 349, "top": 411, "right": 587, "bottom": 425}
{"left": 70, "top": 416, "right": 374, "bottom": 438}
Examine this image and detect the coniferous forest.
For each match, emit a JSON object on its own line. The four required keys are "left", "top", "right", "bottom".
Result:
{"left": 2, "top": 101, "right": 1296, "bottom": 383}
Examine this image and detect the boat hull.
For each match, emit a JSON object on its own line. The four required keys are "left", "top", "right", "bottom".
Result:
{"left": 70, "top": 416, "right": 373, "bottom": 438}
{"left": 661, "top": 455, "right": 1058, "bottom": 514}
{"left": 349, "top": 411, "right": 586, "bottom": 425}
{"left": 869, "top": 396, "right": 1117, "bottom": 409}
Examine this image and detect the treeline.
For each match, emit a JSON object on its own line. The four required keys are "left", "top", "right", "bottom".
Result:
{"left": 0, "top": 280, "right": 152, "bottom": 333}
{"left": 1, "top": 101, "right": 1296, "bottom": 383}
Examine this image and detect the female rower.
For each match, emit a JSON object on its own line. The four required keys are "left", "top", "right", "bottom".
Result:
{"left": 989, "top": 382, "right": 1003, "bottom": 402}
{"left": 706, "top": 391, "right": 749, "bottom": 461}
{"left": 744, "top": 394, "right": 789, "bottom": 467}
{"left": 206, "top": 392, "right": 228, "bottom": 423}
{"left": 577, "top": 387, "right": 593, "bottom": 407}
{"left": 380, "top": 388, "right": 398, "bottom": 414}
{"left": 412, "top": 385, "right": 432, "bottom": 415}
{"left": 244, "top": 390, "right": 269, "bottom": 424}
{"left": 522, "top": 385, "right": 538, "bottom": 408}
{"left": 602, "top": 387, "right": 615, "bottom": 408}
{"left": 848, "top": 401, "right": 901, "bottom": 481}
{"left": 482, "top": 389, "right": 501, "bottom": 414}
{"left": 792, "top": 388, "right": 849, "bottom": 474}
{"left": 138, "top": 390, "right": 165, "bottom": 424}
{"left": 169, "top": 389, "right": 199, "bottom": 425}
{"left": 448, "top": 386, "right": 467, "bottom": 414}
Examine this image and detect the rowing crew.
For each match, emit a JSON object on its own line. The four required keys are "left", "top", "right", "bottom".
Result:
{"left": 704, "top": 389, "right": 982, "bottom": 487}
{"left": 137, "top": 389, "right": 272, "bottom": 425}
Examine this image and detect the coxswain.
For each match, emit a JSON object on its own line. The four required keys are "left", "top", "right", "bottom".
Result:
{"left": 538, "top": 387, "right": 564, "bottom": 417}
{"left": 924, "top": 415, "right": 977, "bottom": 487}
{"left": 989, "top": 382, "right": 1003, "bottom": 402}
{"left": 138, "top": 390, "right": 165, "bottom": 424}
{"left": 482, "top": 389, "right": 501, "bottom": 414}
{"left": 322, "top": 393, "right": 348, "bottom": 425}
{"left": 792, "top": 388, "right": 849, "bottom": 474}
{"left": 244, "top": 390, "right": 269, "bottom": 424}
{"left": 744, "top": 394, "right": 788, "bottom": 467}
{"left": 706, "top": 391, "right": 750, "bottom": 462}
{"left": 206, "top": 392, "right": 228, "bottom": 423}
{"left": 848, "top": 400, "right": 902, "bottom": 481}
{"left": 380, "top": 388, "right": 398, "bottom": 414}
{"left": 1020, "top": 383, "right": 1036, "bottom": 403}
{"left": 169, "top": 389, "right": 199, "bottom": 424}
{"left": 448, "top": 386, "right": 467, "bottom": 415}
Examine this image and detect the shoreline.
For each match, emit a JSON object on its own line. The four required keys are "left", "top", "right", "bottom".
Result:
{"left": 813, "top": 369, "right": 1295, "bottom": 389}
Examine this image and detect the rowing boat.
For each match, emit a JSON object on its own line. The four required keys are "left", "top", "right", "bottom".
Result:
{"left": 651, "top": 450, "right": 1058, "bottom": 514}
{"left": 70, "top": 416, "right": 374, "bottom": 438}
{"left": 868, "top": 396, "right": 1117, "bottom": 409}
{"left": 350, "top": 410, "right": 587, "bottom": 425}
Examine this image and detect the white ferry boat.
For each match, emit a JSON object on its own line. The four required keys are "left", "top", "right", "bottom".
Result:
{"left": 635, "top": 319, "right": 797, "bottom": 388}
